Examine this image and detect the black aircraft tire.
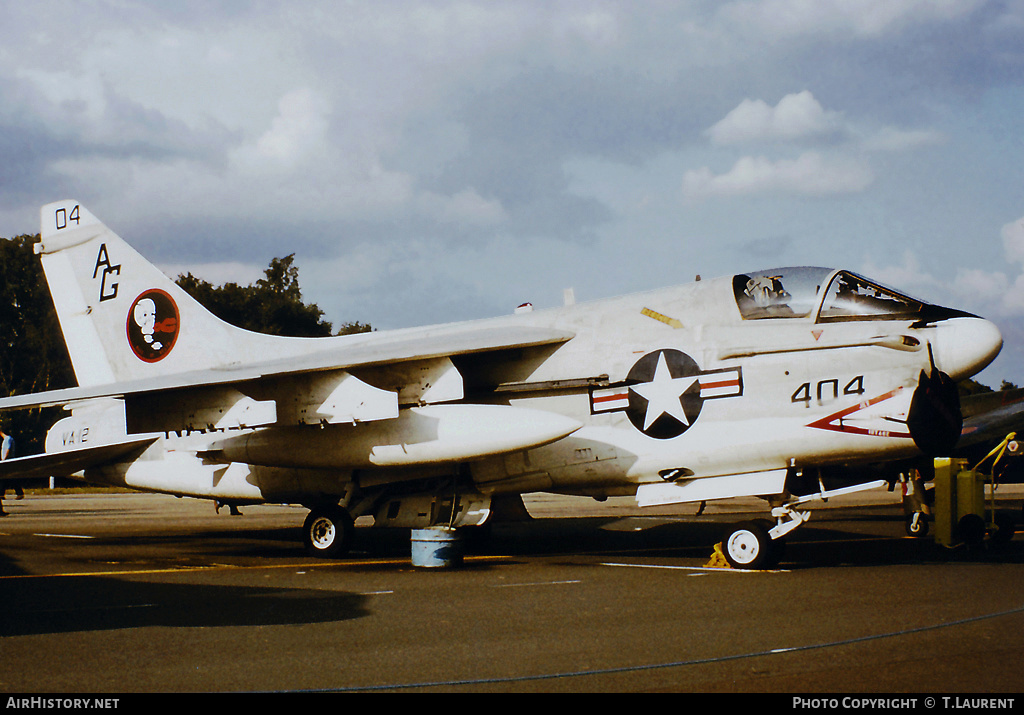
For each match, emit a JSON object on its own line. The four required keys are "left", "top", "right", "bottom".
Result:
{"left": 723, "top": 521, "right": 773, "bottom": 570}
{"left": 755, "top": 518, "right": 785, "bottom": 566}
{"left": 990, "top": 513, "right": 1016, "bottom": 547}
{"left": 303, "top": 505, "right": 354, "bottom": 558}
{"left": 956, "top": 513, "right": 986, "bottom": 546}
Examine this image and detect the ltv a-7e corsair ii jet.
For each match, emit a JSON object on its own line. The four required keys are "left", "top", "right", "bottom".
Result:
{"left": 0, "top": 201, "right": 1004, "bottom": 568}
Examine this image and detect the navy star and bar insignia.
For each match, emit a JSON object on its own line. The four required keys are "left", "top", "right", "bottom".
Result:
{"left": 591, "top": 349, "right": 742, "bottom": 439}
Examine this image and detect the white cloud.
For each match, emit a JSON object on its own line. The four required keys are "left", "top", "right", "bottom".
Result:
{"left": 860, "top": 249, "right": 942, "bottom": 299}
{"left": 719, "top": 0, "right": 986, "bottom": 39}
{"left": 962, "top": 217, "right": 1024, "bottom": 317}
{"left": 1, "top": 2, "right": 1022, "bottom": 384}
{"left": 416, "top": 188, "right": 508, "bottom": 226}
{"left": 15, "top": 68, "right": 108, "bottom": 126}
{"left": 706, "top": 91, "right": 843, "bottom": 145}
{"left": 1001, "top": 216, "right": 1024, "bottom": 265}
{"left": 865, "top": 216, "right": 1024, "bottom": 319}
{"left": 692, "top": 90, "right": 946, "bottom": 205}
{"left": 955, "top": 267, "right": 1011, "bottom": 303}
{"left": 707, "top": 91, "right": 948, "bottom": 155}
{"left": 861, "top": 126, "right": 948, "bottom": 152}
{"left": 1002, "top": 275, "right": 1024, "bottom": 315}
{"left": 157, "top": 261, "right": 264, "bottom": 287}
{"left": 254, "top": 88, "right": 330, "bottom": 165}
{"left": 551, "top": 8, "right": 621, "bottom": 47}
{"left": 997, "top": 218, "right": 1024, "bottom": 314}
{"left": 682, "top": 151, "right": 874, "bottom": 199}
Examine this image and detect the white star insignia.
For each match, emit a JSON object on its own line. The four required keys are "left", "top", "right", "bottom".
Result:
{"left": 630, "top": 352, "right": 699, "bottom": 430}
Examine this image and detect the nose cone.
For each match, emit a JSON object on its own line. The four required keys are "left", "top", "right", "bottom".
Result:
{"left": 931, "top": 317, "right": 1003, "bottom": 380}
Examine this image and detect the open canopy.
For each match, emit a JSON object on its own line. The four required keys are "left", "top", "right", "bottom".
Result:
{"left": 733, "top": 267, "right": 929, "bottom": 323}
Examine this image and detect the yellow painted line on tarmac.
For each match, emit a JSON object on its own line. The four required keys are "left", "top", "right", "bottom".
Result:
{"left": 0, "top": 562, "right": 339, "bottom": 580}
{"left": 602, "top": 561, "right": 786, "bottom": 573}
{"left": 0, "top": 553, "right": 512, "bottom": 580}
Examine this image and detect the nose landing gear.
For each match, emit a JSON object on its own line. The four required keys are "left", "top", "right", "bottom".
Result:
{"left": 720, "top": 479, "right": 887, "bottom": 570}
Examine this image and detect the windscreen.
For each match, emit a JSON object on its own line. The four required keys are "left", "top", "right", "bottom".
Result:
{"left": 818, "top": 271, "right": 923, "bottom": 321}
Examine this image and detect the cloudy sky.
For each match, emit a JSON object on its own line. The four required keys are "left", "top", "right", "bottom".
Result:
{"left": 2, "top": 1, "right": 1023, "bottom": 386}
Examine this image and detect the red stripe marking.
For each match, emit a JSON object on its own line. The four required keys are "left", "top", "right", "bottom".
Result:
{"left": 593, "top": 392, "right": 629, "bottom": 404}
{"left": 700, "top": 378, "right": 739, "bottom": 390}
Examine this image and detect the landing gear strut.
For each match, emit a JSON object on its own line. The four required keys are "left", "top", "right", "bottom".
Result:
{"left": 303, "top": 504, "right": 354, "bottom": 558}
{"left": 906, "top": 511, "right": 929, "bottom": 537}
{"left": 721, "top": 479, "right": 886, "bottom": 570}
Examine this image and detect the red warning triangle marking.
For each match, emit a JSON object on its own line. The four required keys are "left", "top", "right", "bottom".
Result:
{"left": 806, "top": 387, "right": 913, "bottom": 439}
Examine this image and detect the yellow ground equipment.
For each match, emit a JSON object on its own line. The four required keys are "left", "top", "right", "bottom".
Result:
{"left": 929, "top": 434, "right": 1017, "bottom": 548}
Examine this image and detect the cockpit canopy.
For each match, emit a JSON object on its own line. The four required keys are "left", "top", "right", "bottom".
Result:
{"left": 733, "top": 267, "right": 926, "bottom": 323}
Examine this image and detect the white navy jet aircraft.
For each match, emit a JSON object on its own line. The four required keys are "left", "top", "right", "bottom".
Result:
{"left": 0, "top": 201, "right": 1004, "bottom": 568}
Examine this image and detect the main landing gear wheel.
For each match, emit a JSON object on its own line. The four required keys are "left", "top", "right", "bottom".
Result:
{"left": 990, "top": 512, "right": 1016, "bottom": 547}
{"left": 303, "top": 505, "right": 354, "bottom": 558}
{"left": 723, "top": 521, "right": 778, "bottom": 570}
{"left": 956, "top": 513, "right": 986, "bottom": 547}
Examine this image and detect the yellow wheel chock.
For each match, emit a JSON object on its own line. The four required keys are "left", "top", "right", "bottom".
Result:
{"left": 705, "top": 542, "right": 732, "bottom": 568}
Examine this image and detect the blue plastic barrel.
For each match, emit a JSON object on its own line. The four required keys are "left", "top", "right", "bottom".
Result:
{"left": 410, "top": 527, "right": 464, "bottom": 568}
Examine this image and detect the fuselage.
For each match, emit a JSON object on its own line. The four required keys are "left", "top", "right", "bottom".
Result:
{"left": 462, "top": 267, "right": 1001, "bottom": 497}
{"left": 48, "top": 266, "right": 1001, "bottom": 508}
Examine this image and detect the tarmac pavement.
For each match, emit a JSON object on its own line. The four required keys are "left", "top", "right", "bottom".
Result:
{"left": 0, "top": 487, "right": 1022, "bottom": 694}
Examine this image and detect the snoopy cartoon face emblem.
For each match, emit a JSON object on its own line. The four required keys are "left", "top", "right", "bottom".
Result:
{"left": 127, "top": 289, "right": 179, "bottom": 362}
{"left": 591, "top": 349, "right": 743, "bottom": 440}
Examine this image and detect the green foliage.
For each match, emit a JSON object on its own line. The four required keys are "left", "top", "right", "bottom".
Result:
{"left": 336, "top": 320, "right": 373, "bottom": 336}
{"left": 176, "top": 254, "right": 344, "bottom": 338}
{"left": 0, "top": 235, "right": 76, "bottom": 454}
{"left": 958, "top": 378, "right": 993, "bottom": 397}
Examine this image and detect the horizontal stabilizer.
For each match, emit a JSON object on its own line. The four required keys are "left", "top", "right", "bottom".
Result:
{"left": 0, "top": 437, "right": 157, "bottom": 481}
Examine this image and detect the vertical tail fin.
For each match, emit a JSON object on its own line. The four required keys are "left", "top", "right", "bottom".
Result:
{"left": 38, "top": 201, "right": 305, "bottom": 386}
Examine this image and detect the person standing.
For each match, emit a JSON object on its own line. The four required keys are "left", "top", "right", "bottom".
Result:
{"left": 0, "top": 428, "right": 19, "bottom": 516}
{"left": 0, "top": 428, "right": 12, "bottom": 461}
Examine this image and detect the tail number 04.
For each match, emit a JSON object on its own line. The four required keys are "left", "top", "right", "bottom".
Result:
{"left": 792, "top": 376, "right": 864, "bottom": 406}
{"left": 55, "top": 205, "right": 81, "bottom": 230}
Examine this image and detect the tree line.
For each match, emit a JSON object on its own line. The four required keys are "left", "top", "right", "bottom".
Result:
{"left": 0, "top": 234, "right": 369, "bottom": 454}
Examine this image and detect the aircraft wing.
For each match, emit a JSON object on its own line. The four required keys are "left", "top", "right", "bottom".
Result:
{"left": 0, "top": 325, "right": 574, "bottom": 433}
{"left": 0, "top": 437, "right": 158, "bottom": 481}
{"left": 958, "top": 389, "right": 1024, "bottom": 448}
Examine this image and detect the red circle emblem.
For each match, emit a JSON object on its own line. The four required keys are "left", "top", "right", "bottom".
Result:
{"left": 127, "top": 289, "right": 179, "bottom": 362}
